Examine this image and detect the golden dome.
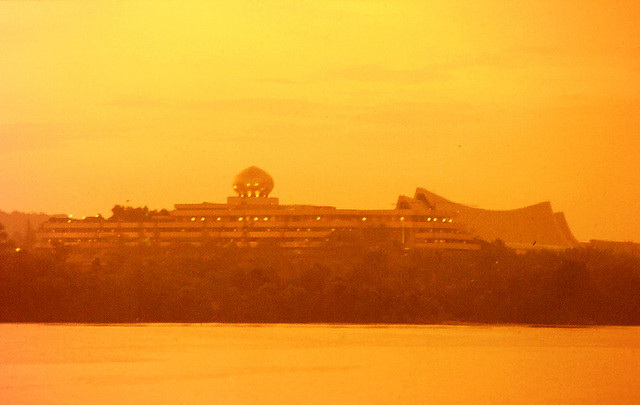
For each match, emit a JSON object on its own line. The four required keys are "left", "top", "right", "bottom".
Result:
{"left": 232, "top": 166, "right": 274, "bottom": 197}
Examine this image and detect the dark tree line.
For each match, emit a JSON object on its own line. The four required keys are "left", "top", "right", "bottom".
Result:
{"left": 0, "top": 223, "right": 14, "bottom": 251}
{"left": 1, "top": 240, "right": 639, "bottom": 324}
{"left": 0, "top": 211, "right": 48, "bottom": 247}
{"left": 109, "top": 205, "right": 170, "bottom": 221}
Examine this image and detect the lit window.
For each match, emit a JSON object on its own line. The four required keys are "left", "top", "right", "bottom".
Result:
{"left": 442, "top": 218, "right": 447, "bottom": 222}
{"left": 201, "top": 217, "right": 206, "bottom": 221}
{"left": 263, "top": 217, "right": 269, "bottom": 221}
{"left": 246, "top": 183, "right": 250, "bottom": 186}
{"left": 191, "top": 217, "right": 196, "bottom": 221}
{"left": 15, "top": 248, "right": 21, "bottom": 252}
{"left": 400, "top": 217, "right": 405, "bottom": 221}
{"left": 216, "top": 217, "right": 221, "bottom": 221}
{"left": 316, "top": 216, "right": 321, "bottom": 220}
{"left": 238, "top": 217, "right": 243, "bottom": 221}
{"left": 427, "top": 217, "right": 432, "bottom": 221}
{"left": 448, "top": 219, "right": 453, "bottom": 223}
{"left": 254, "top": 217, "right": 259, "bottom": 221}
{"left": 233, "top": 185, "right": 238, "bottom": 189}
{"left": 362, "top": 217, "right": 367, "bottom": 221}
{"left": 248, "top": 191, "right": 252, "bottom": 197}
{"left": 254, "top": 183, "right": 259, "bottom": 186}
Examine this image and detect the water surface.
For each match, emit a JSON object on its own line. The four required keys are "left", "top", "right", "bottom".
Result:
{"left": 1, "top": 324, "right": 638, "bottom": 404}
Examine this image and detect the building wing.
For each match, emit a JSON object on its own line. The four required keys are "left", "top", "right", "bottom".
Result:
{"left": 410, "top": 188, "right": 579, "bottom": 249}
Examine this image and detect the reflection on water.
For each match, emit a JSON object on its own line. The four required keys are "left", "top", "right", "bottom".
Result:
{"left": 1, "top": 324, "right": 639, "bottom": 404}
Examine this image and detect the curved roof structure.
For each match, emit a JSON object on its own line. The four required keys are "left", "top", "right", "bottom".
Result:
{"left": 397, "top": 187, "right": 579, "bottom": 249}
{"left": 232, "top": 166, "right": 274, "bottom": 197}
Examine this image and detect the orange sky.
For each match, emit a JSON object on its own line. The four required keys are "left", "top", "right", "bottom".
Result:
{"left": 1, "top": 0, "right": 639, "bottom": 242}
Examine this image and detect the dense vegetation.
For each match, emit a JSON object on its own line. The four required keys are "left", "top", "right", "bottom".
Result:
{"left": 109, "top": 205, "right": 170, "bottom": 221}
{"left": 0, "top": 210, "right": 49, "bottom": 247}
{"left": 1, "top": 239, "right": 639, "bottom": 325}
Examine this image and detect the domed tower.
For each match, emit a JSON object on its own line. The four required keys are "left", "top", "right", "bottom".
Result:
{"left": 232, "top": 166, "right": 274, "bottom": 198}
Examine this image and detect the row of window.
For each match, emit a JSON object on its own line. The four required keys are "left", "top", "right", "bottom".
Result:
{"left": 46, "top": 237, "right": 330, "bottom": 244}
{"left": 44, "top": 228, "right": 334, "bottom": 234}
{"left": 45, "top": 228, "right": 343, "bottom": 234}
{"left": 54, "top": 215, "right": 454, "bottom": 224}
{"left": 182, "top": 215, "right": 454, "bottom": 223}
{"left": 415, "top": 228, "right": 465, "bottom": 234}
{"left": 45, "top": 238, "right": 475, "bottom": 248}
{"left": 50, "top": 214, "right": 456, "bottom": 225}
{"left": 415, "top": 239, "right": 472, "bottom": 244}
{"left": 43, "top": 226, "right": 463, "bottom": 234}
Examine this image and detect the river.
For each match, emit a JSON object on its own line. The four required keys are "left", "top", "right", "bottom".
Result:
{"left": 1, "top": 324, "right": 638, "bottom": 404}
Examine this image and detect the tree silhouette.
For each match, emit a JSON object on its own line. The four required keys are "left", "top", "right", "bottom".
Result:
{"left": 0, "top": 222, "right": 15, "bottom": 251}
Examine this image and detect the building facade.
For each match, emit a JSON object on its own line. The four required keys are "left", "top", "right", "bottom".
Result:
{"left": 37, "top": 167, "right": 477, "bottom": 250}
{"left": 38, "top": 166, "right": 578, "bottom": 250}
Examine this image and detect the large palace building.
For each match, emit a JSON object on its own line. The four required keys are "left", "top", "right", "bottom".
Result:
{"left": 37, "top": 167, "right": 578, "bottom": 251}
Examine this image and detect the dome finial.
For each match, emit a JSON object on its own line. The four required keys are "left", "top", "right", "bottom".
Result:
{"left": 232, "top": 166, "right": 274, "bottom": 197}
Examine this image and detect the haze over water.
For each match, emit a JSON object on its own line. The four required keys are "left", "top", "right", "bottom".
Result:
{"left": 1, "top": 324, "right": 638, "bottom": 404}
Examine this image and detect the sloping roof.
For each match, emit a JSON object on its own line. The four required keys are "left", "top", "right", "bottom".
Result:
{"left": 407, "top": 188, "right": 579, "bottom": 249}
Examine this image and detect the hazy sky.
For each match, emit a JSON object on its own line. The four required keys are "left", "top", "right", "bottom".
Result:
{"left": 1, "top": 0, "right": 639, "bottom": 242}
